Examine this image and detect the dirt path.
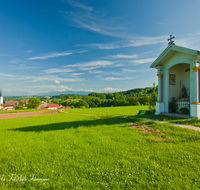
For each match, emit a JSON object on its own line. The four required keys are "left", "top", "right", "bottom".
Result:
{"left": 0, "top": 110, "right": 58, "bottom": 119}
{"left": 121, "top": 117, "right": 200, "bottom": 132}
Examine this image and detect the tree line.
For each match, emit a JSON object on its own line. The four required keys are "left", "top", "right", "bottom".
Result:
{"left": 51, "top": 85, "right": 158, "bottom": 109}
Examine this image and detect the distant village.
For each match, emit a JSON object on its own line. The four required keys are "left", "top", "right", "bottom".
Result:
{"left": 0, "top": 90, "right": 71, "bottom": 110}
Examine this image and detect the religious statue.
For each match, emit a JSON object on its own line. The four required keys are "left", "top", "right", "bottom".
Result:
{"left": 181, "top": 85, "right": 187, "bottom": 98}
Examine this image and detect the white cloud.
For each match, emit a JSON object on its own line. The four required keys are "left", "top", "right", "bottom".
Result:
{"left": 0, "top": 72, "right": 84, "bottom": 83}
{"left": 88, "top": 70, "right": 102, "bottom": 74}
{"left": 0, "top": 73, "right": 15, "bottom": 77}
{"left": 43, "top": 68, "right": 73, "bottom": 74}
{"left": 28, "top": 52, "right": 72, "bottom": 60}
{"left": 78, "top": 66, "right": 99, "bottom": 71}
{"left": 62, "top": 3, "right": 127, "bottom": 39}
{"left": 77, "top": 43, "right": 120, "bottom": 50}
{"left": 4, "top": 89, "right": 35, "bottom": 93}
{"left": 66, "top": 60, "right": 115, "bottom": 69}
{"left": 55, "top": 80, "right": 60, "bottom": 84}
{"left": 30, "top": 75, "right": 84, "bottom": 82}
{"left": 101, "top": 87, "right": 125, "bottom": 92}
{"left": 104, "top": 77, "right": 122, "bottom": 81}
{"left": 108, "top": 54, "right": 138, "bottom": 59}
{"left": 67, "top": 0, "right": 93, "bottom": 11}
{"left": 123, "top": 69, "right": 143, "bottom": 72}
{"left": 34, "top": 84, "right": 93, "bottom": 92}
{"left": 125, "top": 36, "right": 168, "bottom": 47}
{"left": 103, "top": 76, "right": 137, "bottom": 81}
{"left": 130, "top": 58, "right": 156, "bottom": 65}
{"left": 24, "top": 50, "right": 32, "bottom": 53}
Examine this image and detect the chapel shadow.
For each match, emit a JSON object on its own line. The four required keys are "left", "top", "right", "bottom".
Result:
{"left": 11, "top": 117, "right": 133, "bottom": 132}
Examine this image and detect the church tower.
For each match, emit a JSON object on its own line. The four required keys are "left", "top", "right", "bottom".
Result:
{"left": 0, "top": 89, "right": 3, "bottom": 104}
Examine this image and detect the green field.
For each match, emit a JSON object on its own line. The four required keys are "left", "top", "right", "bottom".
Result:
{"left": 1, "top": 106, "right": 200, "bottom": 189}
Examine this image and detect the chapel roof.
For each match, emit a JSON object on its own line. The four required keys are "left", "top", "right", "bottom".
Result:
{"left": 150, "top": 45, "right": 198, "bottom": 68}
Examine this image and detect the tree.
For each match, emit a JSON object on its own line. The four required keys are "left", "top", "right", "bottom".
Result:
{"left": 149, "top": 83, "right": 158, "bottom": 110}
{"left": 28, "top": 98, "right": 41, "bottom": 108}
{"left": 78, "top": 100, "right": 89, "bottom": 108}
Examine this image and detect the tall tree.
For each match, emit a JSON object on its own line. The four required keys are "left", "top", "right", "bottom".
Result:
{"left": 28, "top": 98, "right": 41, "bottom": 108}
{"left": 149, "top": 83, "right": 158, "bottom": 110}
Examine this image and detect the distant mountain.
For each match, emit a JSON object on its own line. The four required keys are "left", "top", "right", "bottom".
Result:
{"left": 3, "top": 86, "right": 157, "bottom": 97}
{"left": 3, "top": 90, "right": 91, "bottom": 96}
{"left": 34, "top": 90, "right": 91, "bottom": 96}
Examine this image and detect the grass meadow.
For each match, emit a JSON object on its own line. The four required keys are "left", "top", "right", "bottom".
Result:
{"left": 1, "top": 106, "right": 200, "bottom": 189}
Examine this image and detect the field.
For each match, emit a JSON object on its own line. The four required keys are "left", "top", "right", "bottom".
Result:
{"left": 1, "top": 106, "right": 200, "bottom": 189}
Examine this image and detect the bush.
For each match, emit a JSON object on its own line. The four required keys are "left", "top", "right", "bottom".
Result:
{"left": 71, "top": 106, "right": 75, "bottom": 109}
{"left": 80, "top": 106, "right": 86, "bottom": 109}
{"left": 15, "top": 106, "right": 24, "bottom": 110}
{"left": 149, "top": 83, "right": 157, "bottom": 110}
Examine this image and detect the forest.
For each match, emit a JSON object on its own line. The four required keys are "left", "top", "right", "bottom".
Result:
{"left": 50, "top": 86, "right": 158, "bottom": 108}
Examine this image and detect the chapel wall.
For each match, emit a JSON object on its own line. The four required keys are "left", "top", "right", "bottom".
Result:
{"left": 168, "top": 65, "right": 180, "bottom": 99}
{"left": 168, "top": 63, "right": 190, "bottom": 100}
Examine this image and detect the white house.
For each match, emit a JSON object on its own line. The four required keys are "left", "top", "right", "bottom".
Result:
{"left": 151, "top": 36, "right": 200, "bottom": 118}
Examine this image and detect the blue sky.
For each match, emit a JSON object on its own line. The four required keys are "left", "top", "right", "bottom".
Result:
{"left": 1, "top": 0, "right": 200, "bottom": 95}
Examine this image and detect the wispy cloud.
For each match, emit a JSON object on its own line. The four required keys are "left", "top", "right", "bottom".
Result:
{"left": 34, "top": 84, "right": 93, "bottom": 92}
{"left": 30, "top": 75, "right": 84, "bottom": 82}
{"left": 130, "top": 58, "right": 156, "bottom": 65}
{"left": 23, "top": 50, "right": 33, "bottom": 53}
{"left": 108, "top": 54, "right": 138, "bottom": 59}
{"left": 77, "top": 35, "right": 168, "bottom": 51}
{"left": 100, "top": 87, "right": 125, "bottom": 92}
{"left": 65, "top": 60, "right": 115, "bottom": 70}
{"left": 20, "top": 66, "right": 43, "bottom": 69}
{"left": 104, "top": 77, "right": 123, "bottom": 81}
{"left": 55, "top": 80, "right": 60, "bottom": 84}
{"left": 103, "top": 76, "right": 137, "bottom": 81}
{"left": 122, "top": 69, "right": 143, "bottom": 72}
{"left": 125, "top": 36, "right": 168, "bottom": 47}
{"left": 62, "top": 2, "right": 127, "bottom": 39}
{"left": 77, "top": 43, "right": 120, "bottom": 50}
{"left": 0, "top": 72, "right": 84, "bottom": 83}
{"left": 28, "top": 52, "right": 72, "bottom": 60}
{"left": 66, "top": 0, "right": 93, "bottom": 11}
{"left": 43, "top": 68, "right": 74, "bottom": 74}
{"left": 4, "top": 89, "right": 36, "bottom": 93}
{"left": 0, "top": 73, "right": 15, "bottom": 77}
{"left": 88, "top": 70, "right": 102, "bottom": 74}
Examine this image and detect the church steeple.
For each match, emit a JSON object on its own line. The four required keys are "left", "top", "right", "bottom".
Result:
{"left": 0, "top": 88, "right": 2, "bottom": 97}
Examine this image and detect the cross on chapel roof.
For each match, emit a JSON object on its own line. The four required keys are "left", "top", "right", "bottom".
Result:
{"left": 168, "top": 34, "right": 175, "bottom": 45}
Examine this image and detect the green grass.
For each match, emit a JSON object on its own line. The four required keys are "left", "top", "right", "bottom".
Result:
{"left": 63, "top": 105, "right": 149, "bottom": 117}
{"left": 1, "top": 107, "right": 200, "bottom": 189}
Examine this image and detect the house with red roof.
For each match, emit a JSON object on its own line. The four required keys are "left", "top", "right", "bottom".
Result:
{"left": 21, "top": 100, "right": 29, "bottom": 104}
{"left": 47, "top": 103, "right": 60, "bottom": 109}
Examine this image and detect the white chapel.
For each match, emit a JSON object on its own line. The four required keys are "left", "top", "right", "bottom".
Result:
{"left": 151, "top": 35, "right": 200, "bottom": 118}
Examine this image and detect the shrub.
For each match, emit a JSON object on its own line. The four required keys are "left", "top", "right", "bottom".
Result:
{"left": 80, "top": 106, "right": 86, "bottom": 109}
{"left": 15, "top": 106, "right": 24, "bottom": 110}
